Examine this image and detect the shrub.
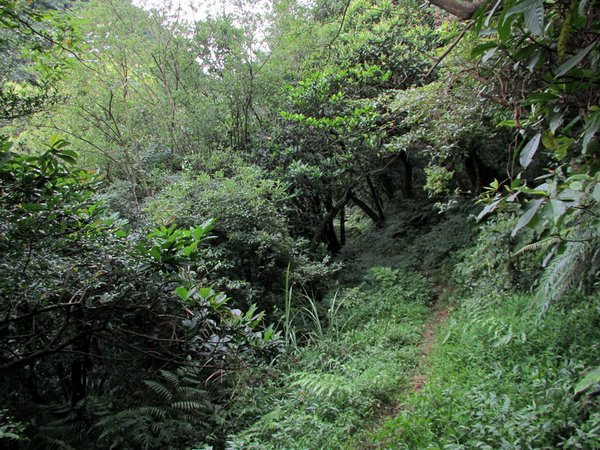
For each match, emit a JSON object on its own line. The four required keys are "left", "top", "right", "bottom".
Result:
{"left": 0, "top": 137, "right": 277, "bottom": 449}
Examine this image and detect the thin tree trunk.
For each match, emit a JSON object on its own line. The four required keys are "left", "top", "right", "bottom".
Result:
{"left": 339, "top": 205, "right": 346, "bottom": 246}
{"left": 350, "top": 193, "right": 384, "bottom": 228}
{"left": 366, "top": 175, "right": 385, "bottom": 221}
{"left": 323, "top": 196, "right": 341, "bottom": 253}
{"left": 310, "top": 190, "right": 352, "bottom": 252}
{"left": 399, "top": 150, "right": 414, "bottom": 199}
{"left": 379, "top": 171, "right": 396, "bottom": 200}
{"left": 324, "top": 217, "right": 340, "bottom": 253}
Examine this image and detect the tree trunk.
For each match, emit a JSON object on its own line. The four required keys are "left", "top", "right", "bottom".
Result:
{"left": 310, "top": 190, "right": 352, "bottom": 252}
{"left": 378, "top": 170, "right": 396, "bottom": 200}
{"left": 366, "top": 175, "right": 385, "bottom": 221}
{"left": 324, "top": 217, "right": 341, "bottom": 253}
{"left": 399, "top": 150, "right": 414, "bottom": 199}
{"left": 339, "top": 205, "right": 346, "bottom": 246}
{"left": 350, "top": 193, "right": 384, "bottom": 228}
{"left": 464, "top": 151, "right": 501, "bottom": 194}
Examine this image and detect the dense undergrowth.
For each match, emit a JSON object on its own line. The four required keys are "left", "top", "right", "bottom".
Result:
{"left": 222, "top": 266, "right": 433, "bottom": 449}
{"left": 370, "top": 291, "right": 600, "bottom": 449}
{"left": 1, "top": 0, "right": 598, "bottom": 447}
{"left": 209, "top": 202, "right": 599, "bottom": 449}
{"left": 191, "top": 201, "right": 456, "bottom": 448}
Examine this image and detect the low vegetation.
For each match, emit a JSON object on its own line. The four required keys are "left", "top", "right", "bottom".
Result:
{"left": 371, "top": 291, "right": 600, "bottom": 449}
{"left": 0, "top": 0, "right": 598, "bottom": 448}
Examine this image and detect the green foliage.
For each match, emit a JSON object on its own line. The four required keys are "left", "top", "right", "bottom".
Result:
{"left": 290, "top": 371, "right": 352, "bottom": 399}
{"left": 536, "top": 212, "right": 600, "bottom": 316}
{"left": 273, "top": 64, "right": 387, "bottom": 240}
{"left": 454, "top": 213, "right": 540, "bottom": 294}
{"left": 0, "top": 0, "right": 79, "bottom": 123}
{"left": 143, "top": 151, "right": 340, "bottom": 309}
{"left": 340, "top": 199, "right": 477, "bottom": 277}
{"left": 142, "top": 219, "right": 215, "bottom": 271}
{"left": 388, "top": 78, "right": 508, "bottom": 171}
{"left": 336, "top": 0, "right": 440, "bottom": 88}
{"left": 93, "top": 367, "right": 216, "bottom": 450}
{"left": 472, "top": 0, "right": 600, "bottom": 307}
{"left": 0, "top": 136, "right": 277, "bottom": 448}
{"left": 1, "top": 0, "right": 598, "bottom": 448}
{"left": 225, "top": 266, "right": 433, "bottom": 448}
{"left": 369, "top": 292, "right": 600, "bottom": 449}
{"left": 0, "top": 409, "right": 26, "bottom": 442}
{"left": 424, "top": 165, "right": 455, "bottom": 197}
{"left": 575, "top": 367, "right": 600, "bottom": 396}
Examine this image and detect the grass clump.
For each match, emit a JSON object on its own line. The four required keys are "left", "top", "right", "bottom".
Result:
{"left": 368, "top": 292, "right": 600, "bottom": 449}
{"left": 223, "top": 267, "right": 434, "bottom": 449}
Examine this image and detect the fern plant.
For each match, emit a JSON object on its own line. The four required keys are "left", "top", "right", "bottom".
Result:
{"left": 0, "top": 409, "right": 26, "bottom": 443}
{"left": 290, "top": 371, "right": 352, "bottom": 400}
{"left": 92, "top": 367, "right": 218, "bottom": 450}
{"left": 536, "top": 227, "right": 600, "bottom": 317}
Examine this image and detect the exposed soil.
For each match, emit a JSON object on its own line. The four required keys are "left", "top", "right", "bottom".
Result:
{"left": 362, "top": 283, "right": 451, "bottom": 449}
{"left": 411, "top": 305, "right": 449, "bottom": 391}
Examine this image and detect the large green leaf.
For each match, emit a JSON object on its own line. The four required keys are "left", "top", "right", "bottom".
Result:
{"left": 471, "top": 41, "right": 498, "bottom": 58}
{"left": 504, "top": 0, "right": 539, "bottom": 20}
{"left": 175, "top": 286, "right": 189, "bottom": 301}
{"left": 523, "top": 0, "right": 544, "bottom": 36}
{"left": 555, "top": 43, "right": 596, "bottom": 77}
{"left": 548, "top": 199, "right": 568, "bottom": 225}
{"left": 574, "top": 367, "right": 600, "bottom": 395}
{"left": 511, "top": 198, "right": 544, "bottom": 236}
{"left": 519, "top": 132, "right": 542, "bottom": 168}
{"left": 476, "top": 196, "right": 502, "bottom": 222}
{"left": 582, "top": 110, "right": 600, "bottom": 152}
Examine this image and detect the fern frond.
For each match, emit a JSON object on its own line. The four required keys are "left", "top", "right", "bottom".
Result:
{"left": 136, "top": 406, "right": 167, "bottom": 420}
{"left": 176, "top": 386, "right": 208, "bottom": 398}
{"left": 513, "top": 236, "right": 561, "bottom": 259}
{"left": 170, "top": 400, "right": 205, "bottom": 412}
{"left": 290, "top": 371, "right": 351, "bottom": 398}
{"left": 37, "top": 436, "right": 77, "bottom": 450}
{"left": 159, "top": 369, "right": 180, "bottom": 387}
{"left": 462, "top": 295, "right": 495, "bottom": 323}
{"left": 141, "top": 431, "right": 156, "bottom": 448}
{"left": 536, "top": 231, "right": 600, "bottom": 317}
{"left": 143, "top": 380, "right": 173, "bottom": 402}
{"left": 150, "top": 423, "right": 162, "bottom": 435}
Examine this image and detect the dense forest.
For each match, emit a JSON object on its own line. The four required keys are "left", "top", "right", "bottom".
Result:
{"left": 0, "top": 0, "right": 598, "bottom": 448}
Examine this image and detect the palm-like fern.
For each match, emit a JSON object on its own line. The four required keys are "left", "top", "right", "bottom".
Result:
{"left": 536, "top": 231, "right": 600, "bottom": 317}
{"left": 93, "top": 367, "right": 216, "bottom": 450}
{"left": 290, "top": 371, "right": 351, "bottom": 399}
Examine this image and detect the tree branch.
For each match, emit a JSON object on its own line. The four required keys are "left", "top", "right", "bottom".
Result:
{"left": 426, "top": 21, "right": 475, "bottom": 77}
{"left": 427, "top": 0, "right": 485, "bottom": 19}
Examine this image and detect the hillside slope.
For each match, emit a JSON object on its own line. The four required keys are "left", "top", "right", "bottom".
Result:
{"left": 217, "top": 200, "right": 599, "bottom": 449}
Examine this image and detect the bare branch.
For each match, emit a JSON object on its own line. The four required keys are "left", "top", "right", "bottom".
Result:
{"left": 428, "top": 0, "right": 485, "bottom": 19}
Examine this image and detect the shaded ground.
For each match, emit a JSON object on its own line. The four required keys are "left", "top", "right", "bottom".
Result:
{"left": 361, "top": 283, "right": 451, "bottom": 449}
{"left": 411, "top": 305, "right": 449, "bottom": 391}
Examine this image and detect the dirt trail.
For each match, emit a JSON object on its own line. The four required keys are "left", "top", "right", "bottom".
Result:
{"left": 411, "top": 305, "right": 449, "bottom": 391}
{"left": 363, "top": 283, "right": 451, "bottom": 449}
{"left": 409, "top": 282, "right": 451, "bottom": 391}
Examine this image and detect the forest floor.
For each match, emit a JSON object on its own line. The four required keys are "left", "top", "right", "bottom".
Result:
{"left": 362, "top": 279, "right": 452, "bottom": 450}
{"left": 227, "top": 202, "right": 472, "bottom": 449}
{"left": 410, "top": 301, "right": 449, "bottom": 392}
{"left": 228, "top": 201, "right": 599, "bottom": 449}
{"left": 413, "top": 279, "right": 453, "bottom": 385}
